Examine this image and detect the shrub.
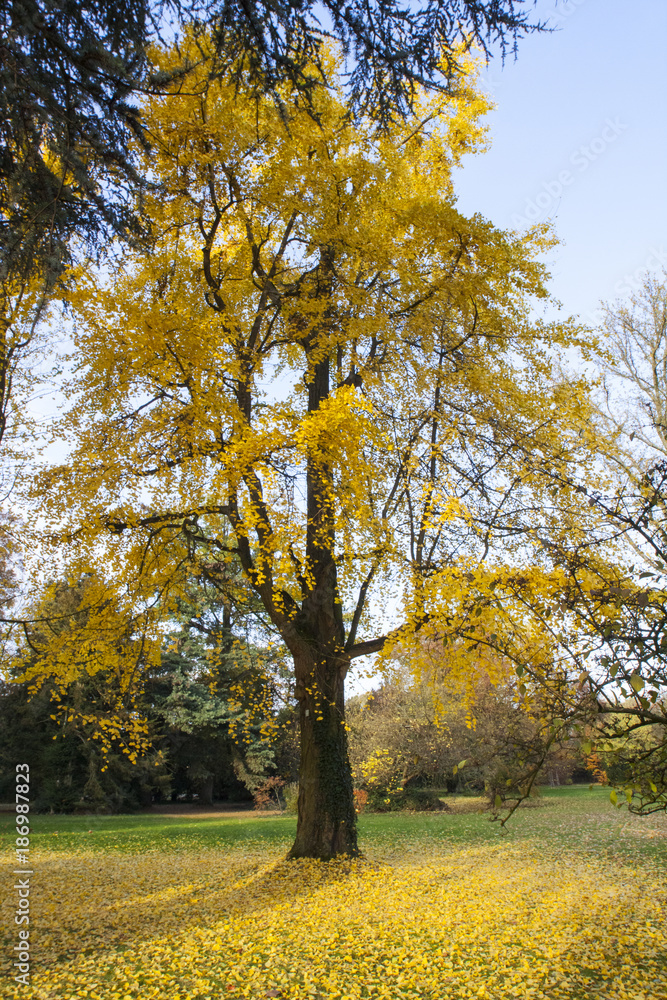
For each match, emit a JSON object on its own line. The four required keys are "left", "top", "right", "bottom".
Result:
{"left": 253, "top": 776, "right": 285, "bottom": 810}
{"left": 283, "top": 781, "right": 299, "bottom": 813}
{"left": 367, "top": 788, "right": 448, "bottom": 812}
{"left": 353, "top": 788, "right": 368, "bottom": 813}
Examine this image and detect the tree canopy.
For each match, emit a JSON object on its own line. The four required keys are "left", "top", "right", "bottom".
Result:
{"left": 1, "top": 0, "right": 544, "bottom": 287}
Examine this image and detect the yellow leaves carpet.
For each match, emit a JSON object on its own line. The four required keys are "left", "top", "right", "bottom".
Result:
{"left": 2, "top": 822, "right": 665, "bottom": 999}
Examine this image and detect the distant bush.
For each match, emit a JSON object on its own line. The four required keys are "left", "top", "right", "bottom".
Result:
{"left": 353, "top": 788, "right": 368, "bottom": 813}
{"left": 283, "top": 782, "right": 299, "bottom": 813}
{"left": 252, "top": 776, "right": 285, "bottom": 810}
{"left": 367, "top": 787, "right": 448, "bottom": 812}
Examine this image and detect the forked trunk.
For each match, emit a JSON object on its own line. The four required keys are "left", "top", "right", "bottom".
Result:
{"left": 289, "top": 653, "right": 359, "bottom": 859}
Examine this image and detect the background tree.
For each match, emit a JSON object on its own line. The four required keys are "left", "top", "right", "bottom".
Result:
{"left": 2, "top": 569, "right": 288, "bottom": 809}
{"left": 599, "top": 270, "right": 667, "bottom": 474}
{"left": 517, "top": 271, "right": 667, "bottom": 815}
{"left": 1, "top": 574, "right": 171, "bottom": 809}
{"left": 30, "top": 45, "right": 594, "bottom": 858}
{"left": 1, "top": 0, "right": 152, "bottom": 288}
{"left": 347, "top": 650, "right": 586, "bottom": 812}
{"left": 347, "top": 672, "right": 463, "bottom": 810}
{"left": 140, "top": 634, "right": 284, "bottom": 807}
{"left": 577, "top": 272, "right": 667, "bottom": 812}
{"left": 203, "top": 0, "right": 545, "bottom": 125}
{"left": 0, "top": 675, "right": 171, "bottom": 810}
{"left": 432, "top": 271, "right": 667, "bottom": 817}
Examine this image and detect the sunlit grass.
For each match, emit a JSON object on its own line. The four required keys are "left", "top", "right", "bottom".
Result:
{"left": 1, "top": 788, "right": 665, "bottom": 999}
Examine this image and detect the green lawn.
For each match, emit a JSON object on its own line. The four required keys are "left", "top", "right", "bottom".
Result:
{"left": 2, "top": 785, "right": 665, "bottom": 859}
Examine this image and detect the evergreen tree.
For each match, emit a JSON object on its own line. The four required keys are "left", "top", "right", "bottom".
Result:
{"left": 1, "top": 569, "right": 290, "bottom": 810}
{"left": 1, "top": 0, "right": 152, "bottom": 287}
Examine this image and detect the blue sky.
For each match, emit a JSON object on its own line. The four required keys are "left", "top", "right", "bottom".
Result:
{"left": 453, "top": 0, "right": 667, "bottom": 327}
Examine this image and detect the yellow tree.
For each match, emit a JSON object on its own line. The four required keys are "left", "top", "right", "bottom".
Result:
{"left": 35, "top": 44, "right": 596, "bottom": 857}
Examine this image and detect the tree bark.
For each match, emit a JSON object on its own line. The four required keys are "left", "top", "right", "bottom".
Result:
{"left": 284, "top": 246, "right": 360, "bottom": 858}
{"left": 289, "top": 650, "right": 359, "bottom": 859}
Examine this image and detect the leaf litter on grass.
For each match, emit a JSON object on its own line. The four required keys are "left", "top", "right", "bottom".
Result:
{"left": 1, "top": 797, "right": 666, "bottom": 1000}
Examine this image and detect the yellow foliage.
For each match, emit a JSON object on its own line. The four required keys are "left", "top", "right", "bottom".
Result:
{"left": 8, "top": 571, "right": 163, "bottom": 758}
{"left": 32, "top": 42, "right": 597, "bottom": 648}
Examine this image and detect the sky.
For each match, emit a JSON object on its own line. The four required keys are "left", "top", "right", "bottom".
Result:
{"left": 452, "top": 0, "right": 667, "bottom": 329}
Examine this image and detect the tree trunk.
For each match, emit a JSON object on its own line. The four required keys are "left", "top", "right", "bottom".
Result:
{"left": 289, "top": 652, "right": 359, "bottom": 859}
{"left": 288, "top": 246, "right": 359, "bottom": 857}
{"left": 198, "top": 775, "right": 214, "bottom": 806}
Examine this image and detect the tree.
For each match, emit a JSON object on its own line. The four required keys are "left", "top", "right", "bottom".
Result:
{"left": 511, "top": 272, "right": 667, "bottom": 816}
{"left": 1, "top": 573, "right": 172, "bottom": 809}
{"left": 201, "top": 0, "right": 545, "bottom": 124}
{"left": 0, "top": 273, "right": 51, "bottom": 466}
{"left": 592, "top": 267, "right": 667, "bottom": 575}
{"left": 0, "top": 0, "right": 544, "bottom": 533}
{"left": 0, "top": 0, "right": 152, "bottom": 287}
{"left": 429, "top": 267, "right": 667, "bottom": 818}
{"left": 599, "top": 269, "right": 667, "bottom": 470}
{"left": 31, "top": 44, "right": 593, "bottom": 857}
{"left": 347, "top": 671, "right": 463, "bottom": 809}
{"left": 146, "top": 632, "right": 282, "bottom": 807}
{"left": 3, "top": 569, "right": 286, "bottom": 809}
{"left": 2, "top": 0, "right": 543, "bottom": 287}
{"left": 9, "top": 572, "right": 161, "bottom": 762}
{"left": 580, "top": 272, "right": 667, "bottom": 812}
{"left": 346, "top": 666, "right": 582, "bottom": 810}
{"left": 0, "top": 675, "right": 172, "bottom": 811}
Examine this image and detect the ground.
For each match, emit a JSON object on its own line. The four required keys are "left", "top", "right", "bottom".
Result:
{"left": 1, "top": 788, "right": 666, "bottom": 999}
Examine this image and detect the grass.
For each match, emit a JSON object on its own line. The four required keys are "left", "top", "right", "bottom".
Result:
{"left": 1, "top": 787, "right": 666, "bottom": 999}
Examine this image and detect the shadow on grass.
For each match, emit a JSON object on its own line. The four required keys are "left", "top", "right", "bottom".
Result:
{"left": 22, "top": 843, "right": 394, "bottom": 970}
